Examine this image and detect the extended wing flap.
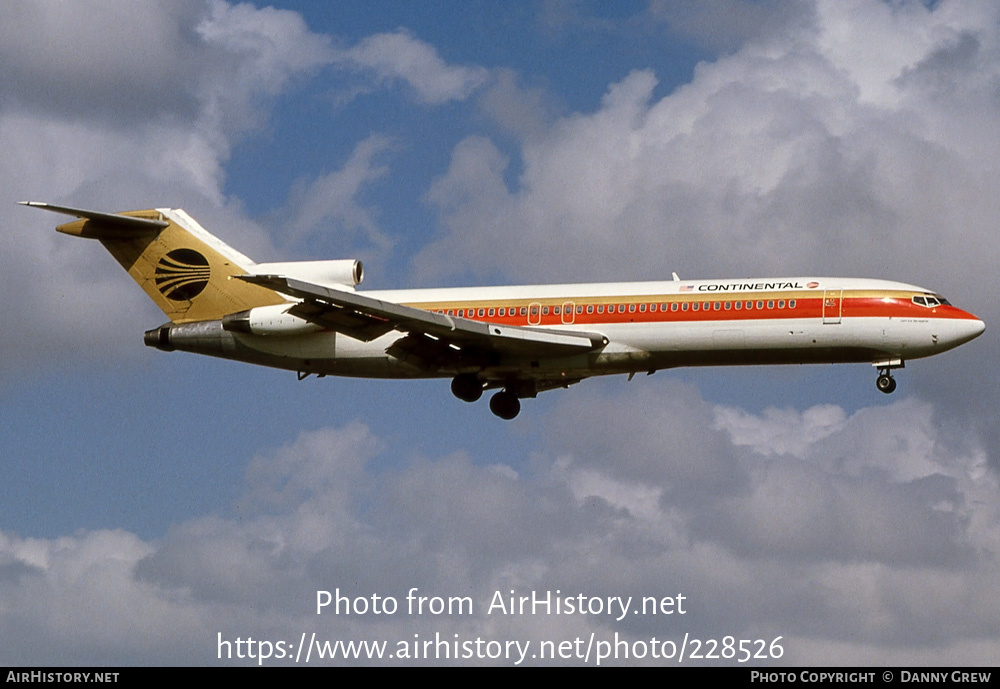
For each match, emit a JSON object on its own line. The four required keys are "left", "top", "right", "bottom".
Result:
{"left": 238, "top": 274, "right": 608, "bottom": 358}
{"left": 286, "top": 299, "right": 397, "bottom": 342}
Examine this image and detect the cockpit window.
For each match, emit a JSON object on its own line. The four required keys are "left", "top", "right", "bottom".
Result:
{"left": 913, "top": 294, "right": 950, "bottom": 308}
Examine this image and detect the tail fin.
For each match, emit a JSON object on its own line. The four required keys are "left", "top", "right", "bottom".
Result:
{"left": 22, "top": 202, "right": 286, "bottom": 323}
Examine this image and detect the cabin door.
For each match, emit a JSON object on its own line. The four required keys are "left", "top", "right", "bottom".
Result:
{"left": 822, "top": 290, "right": 842, "bottom": 324}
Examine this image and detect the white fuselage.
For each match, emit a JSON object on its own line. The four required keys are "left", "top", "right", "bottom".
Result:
{"left": 164, "top": 276, "right": 984, "bottom": 384}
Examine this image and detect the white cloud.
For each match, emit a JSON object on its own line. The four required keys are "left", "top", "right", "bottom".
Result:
{"left": 0, "top": 1, "right": 204, "bottom": 122}
{"left": 2, "top": 383, "right": 996, "bottom": 665}
{"left": 648, "top": 0, "right": 815, "bottom": 54}
{"left": 0, "top": 1, "right": 333, "bottom": 378}
{"left": 281, "top": 134, "right": 395, "bottom": 250}
{"left": 714, "top": 403, "right": 847, "bottom": 458}
{"left": 477, "top": 69, "right": 564, "bottom": 142}
{"left": 334, "top": 29, "right": 489, "bottom": 104}
{"left": 418, "top": 0, "right": 1000, "bottom": 306}
{"left": 193, "top": 0, "right": 333, "bottom": 147}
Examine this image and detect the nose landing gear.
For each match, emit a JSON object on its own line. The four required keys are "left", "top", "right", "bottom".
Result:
{"left": 876, "top": 372, "right": 897, "bottom": 394}
{"left": 873, "top": 360, "right": 904, "bottom": 394}
{"left": 874, "top": 360, "right": 903, "bottom": 394}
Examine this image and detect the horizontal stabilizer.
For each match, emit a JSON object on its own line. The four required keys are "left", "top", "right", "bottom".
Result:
{"left": 20, "top": 201, "right": 169, "bottom": 235}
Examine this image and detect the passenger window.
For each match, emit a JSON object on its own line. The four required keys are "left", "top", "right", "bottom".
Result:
{"left": 682, "top": 303, "right": 689, "bottom": 311}
{"left": 639, "top": 304, "right": 646, "bottom": 312}
{"left": 597, "top": 305, "right": 604, "bottom": 314}
{"left": 587, "top": 305, "right": 594, "bottom": 314}
{"left": 778, "top": 300, "right": 785, "bottom": 309}
{"left": 692, "top": 303, "right": 700, "bottom": 311}
{"left": 488, "top": 308, "right": 495, "bottom": 317}
{"left": 714, "top": 302, "right": 721, "bottom": 310}
{"left": 629, "top": 304, "right": 636, "bottom": 313}
{"left": 789, "top": 300, "right": 796, "bottom": 309}
{"left": 670, "top": 303, "right": 678, "bottom": 312}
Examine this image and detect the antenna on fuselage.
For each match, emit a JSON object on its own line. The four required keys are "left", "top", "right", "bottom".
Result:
{"left": 672, "top": 272, "right": 680, "bottom": 281}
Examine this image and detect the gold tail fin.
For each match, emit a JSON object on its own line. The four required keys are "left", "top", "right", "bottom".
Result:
{"left": 23, "top": 203, "right": 286, "bottom": 323}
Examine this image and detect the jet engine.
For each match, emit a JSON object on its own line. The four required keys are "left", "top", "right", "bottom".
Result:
{"left": 221, "top": 304, "right": 321, "bottom": 336}
{"left": 249, "top": 259, "right": 363, "bottom": 288}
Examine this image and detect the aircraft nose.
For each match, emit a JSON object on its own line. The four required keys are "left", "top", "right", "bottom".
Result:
{"left": 953, "top": 316, "right": 985, "bottom": 346}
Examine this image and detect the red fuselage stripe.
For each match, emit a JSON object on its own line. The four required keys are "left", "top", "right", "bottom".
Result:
{"left": 411, "top": 293, "right": 978, "bottom": 327}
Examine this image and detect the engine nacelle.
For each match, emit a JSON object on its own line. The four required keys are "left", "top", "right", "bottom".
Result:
{"left": 221, "top": 304, "right": 322, "bottom": 336}
{"left": 250, "top": 259, "right": 363, "bottom": 288}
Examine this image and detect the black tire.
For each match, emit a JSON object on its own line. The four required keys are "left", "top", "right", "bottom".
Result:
{"left": 451, "top": 374, "right": 483, "bottom": 402}
{"left": 489, "top": 391, "right": 521, "bottom": 419}
{"left": 876, "top": 374, "right": 896, "bottom": 394}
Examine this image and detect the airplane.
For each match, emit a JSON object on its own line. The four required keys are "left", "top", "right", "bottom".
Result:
{"left": 23, "top": 201, "right": 985, "bottom": 419}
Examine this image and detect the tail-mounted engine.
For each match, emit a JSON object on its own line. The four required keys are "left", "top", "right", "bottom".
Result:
{"left": 248, "top": 259, "right": 363, "bottom": 289}
{"left": 221, "top": 304, "right": 321, "bottom": 336}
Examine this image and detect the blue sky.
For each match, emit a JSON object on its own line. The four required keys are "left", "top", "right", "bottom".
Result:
{"left": 2, "top": 0, "right": 999, "bottom": 666}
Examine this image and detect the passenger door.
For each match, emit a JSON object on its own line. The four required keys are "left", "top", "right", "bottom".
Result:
{"left": 822, "top": 290, "right": 842, "bottom": 324}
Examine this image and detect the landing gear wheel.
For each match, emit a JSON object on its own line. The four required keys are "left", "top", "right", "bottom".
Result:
{"left": 876, "top": 373, "right": 897, "bottom": 394}
{"left": 451, "top": 374, "right": 484, "bottom": 402}
{"left": 489, "top": 391, "right": 521, "bottom": 419}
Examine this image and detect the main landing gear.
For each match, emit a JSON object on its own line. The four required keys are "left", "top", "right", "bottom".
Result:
{"left": 488, "top": 390, "right": 520, "bottom": 420}
{"left": 451, "top": 374, "right": 522, "bottom": 419}
{"left": 450, "top": 373, "right": 484, "bottom": 402}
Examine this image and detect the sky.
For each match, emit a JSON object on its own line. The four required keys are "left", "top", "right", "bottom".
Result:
{"left": 1, "top": 0, "right": 998, "bottom": 666}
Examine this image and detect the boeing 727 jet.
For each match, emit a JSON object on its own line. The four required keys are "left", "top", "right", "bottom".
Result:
{"left": 24, "top": 202, "right": 985, "bottom": 419}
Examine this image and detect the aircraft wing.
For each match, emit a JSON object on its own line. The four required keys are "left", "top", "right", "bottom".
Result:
{"left": 238, "top": 274, "right": 608, "bottom": 366}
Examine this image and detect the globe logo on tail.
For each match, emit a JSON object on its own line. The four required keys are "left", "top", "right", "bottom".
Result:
{"left": 155, "top": 249, "right": 210, "bottom": 301}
